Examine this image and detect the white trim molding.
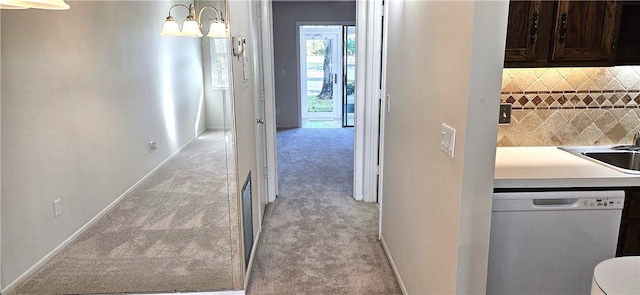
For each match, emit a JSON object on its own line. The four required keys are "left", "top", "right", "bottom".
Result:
{"left": 244, "top": 229, "right": 262, "bottom": 289}
{"left": 259, "top": 0, "right": 279, "bottom": 202}
{"left": 377, "top": 0, "right": 390, "bottom": 236}
{"left": 354, "top": 0, "right": 384, "bottom": 203}
{"left": 381, "top": 235, "right": 408, "bottom": 295}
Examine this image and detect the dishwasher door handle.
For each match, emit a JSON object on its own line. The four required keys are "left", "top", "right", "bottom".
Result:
{"left": 533, "top": 198, "right": 578, "bottom": 207}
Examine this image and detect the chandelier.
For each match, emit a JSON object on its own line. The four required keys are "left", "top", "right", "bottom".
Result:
{"left": 0, "top": 0, "right": 69, "bottom": 9}
{"left": 161, "top": 0, "right": 225, "bottom": 38}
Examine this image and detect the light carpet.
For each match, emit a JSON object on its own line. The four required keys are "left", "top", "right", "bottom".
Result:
{"left": 247, "top": 128, "right": 402, "bottom": 295}
{"left": 13, "top": 130, "right": 237, "bottom": 294}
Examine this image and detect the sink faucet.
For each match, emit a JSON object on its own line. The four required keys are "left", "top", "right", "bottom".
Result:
{"left": 635, "top": 132, "right": 640, "bottom": 147}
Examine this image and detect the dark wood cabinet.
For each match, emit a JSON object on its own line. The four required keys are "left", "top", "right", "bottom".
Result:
{"left": 504, "top": 0, "right": 619, "bottom": 67}
{"left": 617, "top": 188, "right": 640, "bottom": 256}
{"left": 614, "top": 1, "right": 640, "bottom": 64}
{"left": 505, "top": 1, "right": 541, "bottom": 62}
{"left": 551, "top": 1, "right": 617, "bottom": 61}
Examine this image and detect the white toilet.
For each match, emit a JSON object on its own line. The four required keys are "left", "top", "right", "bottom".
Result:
{"left": 591, "top": 256, "right": 640, "bottom": 294}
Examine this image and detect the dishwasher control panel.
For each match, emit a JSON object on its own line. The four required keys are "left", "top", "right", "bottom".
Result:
{"left": 493, "top": 191, "right": 625, "bottom": 212}
{"left": 583, "top": 198, "right": 624, "bottom": 209}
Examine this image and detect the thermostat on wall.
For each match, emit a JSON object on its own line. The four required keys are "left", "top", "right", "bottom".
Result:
{"left": 232, "top": 36, "right": 246, "bottom": 56}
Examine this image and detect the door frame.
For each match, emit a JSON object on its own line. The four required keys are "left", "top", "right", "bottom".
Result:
{"left": 375, "top": 0, "right": 389, "bottom": 236}
{"left": 260, "top": 3, "right": 382, "bottom": 204}
{"left": 250, "top": 0, "right": 268, "bottom": 227}
{"left": 299, "top": 25, "right": 343, "bottom": 120}
{"left": 258, "top": 0, "right": 278, "bottom": 203}
{"left": 354, "top": 0, "right": 384, "bottom": 203}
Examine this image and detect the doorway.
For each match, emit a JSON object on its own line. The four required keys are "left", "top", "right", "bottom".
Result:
{"left": 262, "top": 0, "right": 380, "bottom": 202}
{"left": 299, "top": 25, "right": 355, "bottom": 128}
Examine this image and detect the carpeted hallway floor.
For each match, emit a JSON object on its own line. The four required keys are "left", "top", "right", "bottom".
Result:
{"left": 12, "top": 130, "right": 238, "bottom": 294}
{"left": 247, "top": 128, "right": 402, "bottom": 295}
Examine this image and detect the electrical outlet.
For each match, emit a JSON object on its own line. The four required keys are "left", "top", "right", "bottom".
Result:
{"left": 53, "top": 199, "right": 62, "bottom": 217}
{"left": 499, "top": 104, "right": 511, "bottom": 124}
{"left": 149, "top": 141, "right": 157, "bottom": 152}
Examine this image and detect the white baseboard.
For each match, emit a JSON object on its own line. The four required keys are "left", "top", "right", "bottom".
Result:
{"left": 380, "top": 235, "right": 408, "bottom": 295}
{"left": 1, "top": 134, "right": 202, "bottom": 295}
{"left": 135, "top": 291, "right": 244, "bottom": 295}
{"left": 243, "top": 228, "right": 262, "bottom": 290}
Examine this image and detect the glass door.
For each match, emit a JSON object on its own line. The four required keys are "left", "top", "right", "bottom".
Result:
{"left": 343, "top": 25, "right": 356, "bottom": 127}
{"left": 300, "top": 26, "right": 343, "bottom": 123}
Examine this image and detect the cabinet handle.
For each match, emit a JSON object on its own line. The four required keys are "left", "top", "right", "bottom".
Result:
{"left": 529, "top": 12, "right": 539, "bottom": 44}
{"left": 559, "top": 12, "right": 567, "bottom": 43}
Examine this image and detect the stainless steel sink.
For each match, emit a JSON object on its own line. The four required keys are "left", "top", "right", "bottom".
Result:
{"left": 583, "top": 151, "right": 640, "bottom": 171}
{"left": 559, "top": 146, "right": 640, "bottom": 174}
{"left": 611, "top": 145, "right": 640, "bottom": 151}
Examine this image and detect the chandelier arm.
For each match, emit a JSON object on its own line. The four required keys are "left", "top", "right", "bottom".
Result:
{"left": 198, "top": 5, "right": 221, "bottom": 24}
{"left": 167, "top": 4, "right": 190, "bottom": 18}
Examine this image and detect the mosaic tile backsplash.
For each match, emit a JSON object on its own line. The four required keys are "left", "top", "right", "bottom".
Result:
{"left": 498, "top": 66, "right": 640, "bottom": 147}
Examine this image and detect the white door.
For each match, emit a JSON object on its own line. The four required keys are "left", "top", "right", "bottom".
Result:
{"left": 300, "top": 26, "right": 343, "bottom": 120}
{"left": 251, "top": 1, "right": 268, "bottom": 225}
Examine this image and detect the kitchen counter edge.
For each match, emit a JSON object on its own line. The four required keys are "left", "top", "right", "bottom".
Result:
{"left": 495, "top": 146, "right": 640, "bottom": 189}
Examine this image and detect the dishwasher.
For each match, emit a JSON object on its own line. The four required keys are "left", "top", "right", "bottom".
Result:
{"left": 486, "top": 190, "right": 625, "bottom": 295}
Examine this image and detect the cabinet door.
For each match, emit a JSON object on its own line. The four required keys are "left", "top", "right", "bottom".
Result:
{"left": 505, "top": 1, "right": 542, "bottom": 62}
{"left": 551, "top": 1, "right": 617, "bottom": 61}
{"left": 618, "top": 189, "right": 640, "bottom": 256}
{"left": 620, "top": 224, "right": 640, "bottom": 256}
{"left": 615, "top": 2, "right": 640, "bottom": 65}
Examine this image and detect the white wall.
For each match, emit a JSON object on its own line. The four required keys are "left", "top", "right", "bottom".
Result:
{"left": 202, "top": 36, "right": 228, "bottom": 130}
{"left": 205, "top": 89, "right": 226, "bottom": 129}
{"left": 1, "top": 1, "right": 208, "bottom": 289}
{"left": 271, "top": 1, "right": 356, "bottom": 128}
{"left": 455, "top": 2, "right": 509, "bottom": 292}
{"left": 227, "top": 0, "right": 259, "bottom": 283}
{"left": 380, "top": 0, "right": 508, "bottom": 294}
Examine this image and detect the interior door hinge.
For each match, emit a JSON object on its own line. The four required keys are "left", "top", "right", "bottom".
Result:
{"left": 256, "top": 2, "right": 262, "bottom": 18}
{"left": 263, "top": 167, "right": 268, "bottom": 178}
{"left": 260, "top": 90, "right": 266, "bottom": 102}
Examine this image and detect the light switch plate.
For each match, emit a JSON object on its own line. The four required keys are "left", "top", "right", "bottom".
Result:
{"left": 441, "top": 123, "right": 456, "bottom": 158}
{"left": 499, "top": 104, "right": 511, "bottom": 124}
{"left": 53, "top": 199, "right": 61, "bottom": 217}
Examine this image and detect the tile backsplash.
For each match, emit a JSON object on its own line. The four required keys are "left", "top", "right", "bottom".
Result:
{"left": 498, "top": 66, "right": 640, "bottom": 147}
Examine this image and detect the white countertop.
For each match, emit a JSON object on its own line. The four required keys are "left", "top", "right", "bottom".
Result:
{"left": 495, "top": 146, "right": 640, "bottom": 189}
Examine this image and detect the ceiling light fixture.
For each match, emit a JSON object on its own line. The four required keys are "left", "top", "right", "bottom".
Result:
{"left": 0, "top": 0, "right": 69, "bottom": 10}
{"left": 161, "top": 0, "right": 226, "bottom": 38}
